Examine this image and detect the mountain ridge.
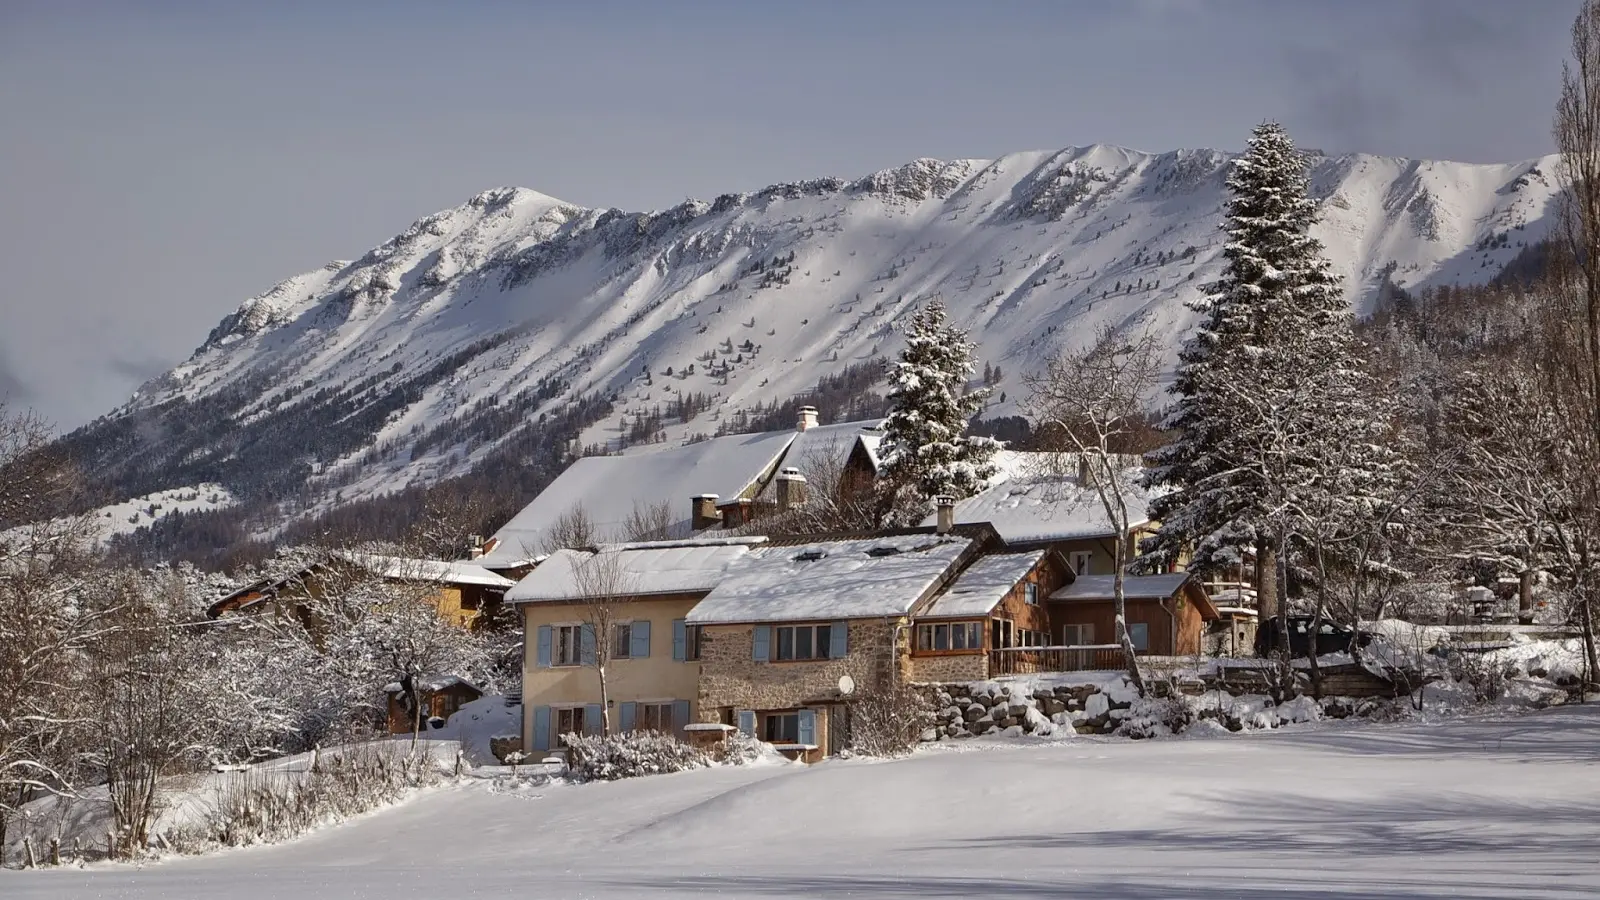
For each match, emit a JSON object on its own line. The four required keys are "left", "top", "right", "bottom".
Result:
{"left": 65, "top": 142, "right": 1560, "bottom": 539}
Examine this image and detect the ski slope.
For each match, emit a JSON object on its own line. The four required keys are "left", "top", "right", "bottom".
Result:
{"left": 10, "top": 704, "right": 1598, "bottom": 899}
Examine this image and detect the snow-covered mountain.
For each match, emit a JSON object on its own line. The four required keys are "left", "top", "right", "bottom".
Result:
{"left": 65, "top": 144, "right": 1559, "bottom": 522}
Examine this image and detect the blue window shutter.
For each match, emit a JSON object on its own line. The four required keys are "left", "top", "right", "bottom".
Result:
{"left": 673, "top": 699, "right": 690, "bottom": 734}
{"left": 584, "top": 703, "right": 603, "bottom": 735}
{"left": 619, "top": 701, "right": 636, "bottom": 732}
{"left": 752, "top": 625, "right": 772, "bottom": 662}
{"left": 672, "top": 619, "right": 687, "bottom": 661}
{"left": 631, "top": 620, "right": 651, "bottom": 658}
{"left": 829, "top": 621, "right": 849, "bottom": 658}
{"left": 580, "top": 624, "right": 596, "bottom": 664}
{"left": 797, "top": 709, "right": 817, "bottom": 746}
{"left": 532, "top": 705, "right": 551, "bottom": 750}
{"left": 536, "top": 625, "right": 552, "bottom": 668}
{"left": 736, "top": 709, "right": 756, "bottom": 736}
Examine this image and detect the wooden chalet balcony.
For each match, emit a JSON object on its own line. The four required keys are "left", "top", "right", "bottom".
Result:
{"left": 990, "top": 644, "right": 1125, "bottom": 676}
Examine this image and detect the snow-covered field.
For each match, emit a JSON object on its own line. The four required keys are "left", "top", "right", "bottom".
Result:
{"left": 8, "top": 704, "right": 1598, "bottom": 899}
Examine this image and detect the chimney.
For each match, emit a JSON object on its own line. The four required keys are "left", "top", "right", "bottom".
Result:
{"left": 1077, "top": 454, "right": 1094, "bottom": 486}
{"left": 691, "top": 494, "right": 722, "bottom": 531}
{"left": 775, "top": 467, "right": 808, "bottom": 511}
{"left": 467, "top": 534, "right": 485, "bottom": 560}
{"left": 935, "top": 495, "right": 956, "bottom": 534}
{"left": 797, "top": 405, "right": 819, "bottom": 432}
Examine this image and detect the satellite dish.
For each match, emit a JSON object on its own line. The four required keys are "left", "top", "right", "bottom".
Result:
{"left": 837, "top": 675, "right": 856, "bottom": 696}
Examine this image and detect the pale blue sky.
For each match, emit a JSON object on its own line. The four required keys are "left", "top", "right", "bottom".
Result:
{"left": 0, "top": 0, "right": 1579, "bottom": 427}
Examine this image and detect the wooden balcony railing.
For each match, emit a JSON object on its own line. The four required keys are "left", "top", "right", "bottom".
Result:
{"left": 989, "top": 644, "right": 1125, "bottom": 676}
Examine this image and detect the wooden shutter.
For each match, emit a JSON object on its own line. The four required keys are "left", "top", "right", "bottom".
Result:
{"left": 580, "top": 624, "right": 597, "bottom": 665}
{"left": 736, "top": 709, "right": 756, "bottom": 736}
{"left": 829, "top": 621, "right": 849, "bottom": 658}
{"left": 536, "top": 625, "right": 552, "bottom": 667}
{"left": 672, "top": 699, "right": 691, "bottom": 735}
{"left": 630, "top": 620, "right": 651, "bottom": 658}
{"left": 797, "top": 708, "right": 817, "bottom": 746}
{"left": 619, "top": 701, "right": 636, "bottom": 732}
{"left": 584, "top": 703, "right": 603, "bottom": 735}
{"left": 752, "top": 625, "right": 772, "bottom": 662}
{"left": 672, "top": 619, "right": 687, "bottom": 661}
{"left": 532, "top": 705, "right": 551, "bottom": 751}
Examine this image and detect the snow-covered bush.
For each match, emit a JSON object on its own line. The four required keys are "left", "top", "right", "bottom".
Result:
{"left": 166, "top": 746, "right": 443, "bottom": 854}
{"left": 715, "top": 730, "right": 787, "bottom": 766}
{"left": 1115, "top": 694, "right": 1195, "bottom": 739}
{"left": 561, "top": 731, "right": 709, "bottom": 781}
{"left": 849, "top": 680, "right": 935, "bottom": 758}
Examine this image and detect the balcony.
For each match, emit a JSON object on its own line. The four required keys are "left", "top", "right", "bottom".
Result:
{"left": 989, "top": 644, "right": 1125, "bottom": 676}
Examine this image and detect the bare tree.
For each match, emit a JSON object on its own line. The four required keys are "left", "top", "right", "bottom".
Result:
{"left": 1024, "top": 326, "right": 1162, "bottom": 695}
{"left": 620, "top": 500, "right": 675, "bottom": 543}
{"left": 1553, "top": 1, "right": 1600, "bottom": 685}
{"left": 569, "top": 551, "right": 637, "bottom": 737}
{"left": 731, "top": 437, "right": 895, "bottom": 537}
{"left": 539, "top": 503, "right": 597, "bottom": 555}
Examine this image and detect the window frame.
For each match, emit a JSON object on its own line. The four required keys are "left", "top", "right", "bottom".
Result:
{"left": 774, "top": 623, "right": 833, "bottom": 661}
{"left": 613, "top": 621, "right": 634, "bottom": 659}
{"left": 553, "top": 624, "right": 582, "bottom": 667}
{"left": 915, "top": 621, "right": 984, "bottom": 654}
{"left": 555, "top": 705, "right": 586, "bottom": 736}
{"left": 1128, "top": 622, "right": 1151, "bottom": 652}
{"left": 763, "top": 711, "right": 800, "bottom": 744}
{"left": 1069, "top": 551, "right": 1092, "bottom": 576}
{"left": 1062, "top": 623, "right": 1095, "bottom": 646}
{"left": 1024, "top": 581, "right": 1039, "bottom": 606}
{"left": 636, "top": 701, "right": 675, "bottom": 733}
{"left": 685, "top": 623, "right": 703, "bottom": 661}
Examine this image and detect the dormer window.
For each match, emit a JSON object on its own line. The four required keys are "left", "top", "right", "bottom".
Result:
{"left": 864, "top": 546, "right": 902, "bottom": 558}
{"left": 793, "top": 549, "right": 828, "bottom": 562}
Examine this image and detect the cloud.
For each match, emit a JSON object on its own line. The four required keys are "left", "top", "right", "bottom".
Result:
{"left": 0, "top": 348, "right": 33, "bottom": 405}
{"left": 107, "top": 355, "right": 174, "bottom": 385}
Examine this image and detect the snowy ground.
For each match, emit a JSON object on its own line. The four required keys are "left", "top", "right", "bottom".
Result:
{"left": 8, "top": 704, "right": 1599, "bottom": 899}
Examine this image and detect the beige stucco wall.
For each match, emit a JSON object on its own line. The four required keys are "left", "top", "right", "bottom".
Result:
{"left": 519, "top": 594, "right": 703, "bottom": 746}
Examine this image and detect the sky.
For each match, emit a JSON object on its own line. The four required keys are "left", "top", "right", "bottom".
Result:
{"left": 0, "top": 0, "right": 1580, "bottom": 429}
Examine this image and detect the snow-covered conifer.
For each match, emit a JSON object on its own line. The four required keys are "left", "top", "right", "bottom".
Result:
{"left": 879, "top": 300, "right": 999, "bottom": 514}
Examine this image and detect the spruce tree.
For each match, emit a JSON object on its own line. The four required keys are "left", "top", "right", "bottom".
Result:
{"left": 1142, "top": 122, "right": 1373, "bottom": 626}
{"left": 880, "top": 300, "right": 999, "bottom": 516}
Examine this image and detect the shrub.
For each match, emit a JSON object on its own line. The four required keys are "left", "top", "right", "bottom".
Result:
{"left": 848, "top": 680, "right": 935, "bottom": 758}
{"left": 715, "top": 730, "right": 786, "bottom": 766}
{"left": 561, "top": 731, "right": 709, "bottom": 781}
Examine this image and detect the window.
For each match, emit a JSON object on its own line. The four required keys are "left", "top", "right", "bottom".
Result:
{"left": 636, "top": 702, "right": 675, "bottom": 733}
{"left": 613, "top": 622, "right": 634, "bottom": 659}
{"left": 1129, "top": 622, "right": 1150, "bottom": 652}
{"left": 1062, "top": 623, "right": 1095, "bottom": 646}
{"left": 685, "top": 624, "right": 703, "bottom": 661}
{"left": 764, "top": 712, "right": 800, "bottom": 743}
{"left": 1024, "top": 582, "right": 1039, "bottom": 605}
{"left": 917, "top": 621, "right": 984, "bottom": 652}
{"left": 555, "top": 706, "right": 586, "bottom": 735}
{"left": 992, "top": 618, "right": 1014, "bottom": 649}
{"left": 1069, "top": 551, "right": 1093, "bottom": 576}
{"left": 776, "top": 624, "right": 832, "bottom": 661}
{"left": 553, "top": 624, "right": 582, "bottom": 666}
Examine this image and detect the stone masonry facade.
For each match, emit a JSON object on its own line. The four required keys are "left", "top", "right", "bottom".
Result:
{"left": 908, "top": 652, "right": 989, "bottom": 683}
{"left": 697, "top": 618, "right": 905, "bottom": 719}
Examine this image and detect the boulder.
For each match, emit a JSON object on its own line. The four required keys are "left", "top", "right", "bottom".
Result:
{"left": 1042, "top": 698, "right": 1066, "bottom": 716}
{"left": 919, "top": 728, "right": 940, "bottom": 743}
{"left": 963, "top": 705, "right": 985, "bottom": 723}
{"left": 1006, "top": 702, "right": 1032, "bottom": 719}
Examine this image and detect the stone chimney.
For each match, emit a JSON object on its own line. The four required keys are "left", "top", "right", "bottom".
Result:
{"left": 691, "top": 494, "right": 722, "bottom": 531}
{"left": 775, "top": 467, "right": 808, "bottom": 511}
{"left": 797, "top": 405, "right": 820, "bottom": 432}
{"left": 935, "top": 495, "right": 956, "bottom": 534}
{"left": 467, "top": 534, "right": 485, "bottom": 560}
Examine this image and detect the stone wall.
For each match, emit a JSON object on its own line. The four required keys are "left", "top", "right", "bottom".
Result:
{"left": 1200, "top": 663, "right": 1403, "bottom": 699}
{"left": 697, "top": 618, "right": 904, "bottom": 719}
{"left": 908, "top": 652, "right": 989, "bottom": 683}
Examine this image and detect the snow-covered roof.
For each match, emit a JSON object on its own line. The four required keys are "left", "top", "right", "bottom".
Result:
{"left": 919, "top": 550, "right": 1048, "bottom": 618}
{"left": 922, "top": 456, "right": 1154, "bottom": 545}
{"left": 1050, "top": 574, "right": 1195, "bottom": 602}
{"left": 381, "top": 674, "right": 483, "bottom": 694}
{"left": 339, "top": 552, "right": 516, "bottom": 588}
{"left": 480, "top": 421, "right": 882, "bottom": 568}
{"left": 748, "top": 421, "right": 883, "bottom": 504}
{"left": 505, "top": 538, "right": 764, "bottom": 604}
{"left": 687, "top": 534, "right": 975, "bottom": 624}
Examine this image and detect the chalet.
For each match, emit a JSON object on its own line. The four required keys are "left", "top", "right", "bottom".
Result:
{"left": 204, "top": 552, "right": 515, "bottom": 631}
{"left": 920, "top": 452, "right": 1160, "bottom": 577}
{"left": 476, "top": 410, "right": 883, "bottom": 571}
{"left": 509, "top": 537, "right": 766, "bottom": 755}
{"left": 687, "top": 528, "right": 989, "bottom": 762}
{"left": 384, "top": 674, "right": 484, "bottom": 734}
{"left": 908, "top": 548, "right": 1069, "bottom": 683}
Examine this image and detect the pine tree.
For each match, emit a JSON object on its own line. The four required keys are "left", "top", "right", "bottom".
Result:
{"left": 880, "top": 300, "right": 999, "bottom": 515}
{"left": 1142, "top": 122, "right": 1381, "bottom": 630}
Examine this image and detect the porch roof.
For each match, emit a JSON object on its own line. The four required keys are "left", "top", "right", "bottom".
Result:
{"left": 1049, "top": 573, "right": 1219, "bottom": 619}
{"left": 919, "top": 550, "right": 1046, "bottom": 618}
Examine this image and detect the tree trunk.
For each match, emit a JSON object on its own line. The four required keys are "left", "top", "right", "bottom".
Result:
{"left": 1519, "top": 568, "right": 1536, "bottom": 625}
{"left": 1256, "top": 539, "right": 1279, "bottom": 620}
{"left": 597, "top": 665, "right": 612, "bottom": 735}
{"left": 1582, "top": 588, "right": 1600, "bottom": 697}
{"left": 1112, "top": 533, "right": 1146, "bottom": 696}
